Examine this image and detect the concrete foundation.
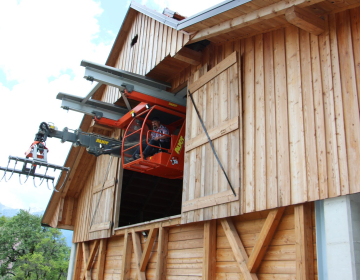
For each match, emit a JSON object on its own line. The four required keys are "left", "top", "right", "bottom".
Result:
{"left": 315, "top": 193, "right": 360, "bottom": 280}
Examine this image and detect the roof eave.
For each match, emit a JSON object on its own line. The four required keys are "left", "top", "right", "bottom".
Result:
{"left": 176, "top": 0, "right": 251, "bottom": 30}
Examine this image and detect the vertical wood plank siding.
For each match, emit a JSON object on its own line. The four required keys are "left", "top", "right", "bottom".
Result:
{"left": 178, "top": 7, "right": 360, "bottom": 217}
{"left": 101, "top": 12, "right": 189, "bottom": 103}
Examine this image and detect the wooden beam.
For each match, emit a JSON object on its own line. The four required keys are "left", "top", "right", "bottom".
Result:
{"left": 221, "top": 218, "right": 258, "bottom": 280}
{"left": 81, "top": 242, "right": 91, "bottom": 280}
{"left": 72, "top": 242, "right": 82, "bottom": 280}
{"left": 188, "top": 51, "right": 236, "bottom": 93}
{"left": 203, "top": 220, "right": 216, "bottom": 280}
{"left": 140, "top": 226, "right": 159, "bottom": 271}
{"left": 182, "top": 188, "right": 240, "bottom": 212}
{"left": 85, "top": 240, "right": 100, "bottom": 271}
{"left": 173, "top": 47, "right": 202, "bottom": 65}
{"left": 155, "top": 226, "right": 169, "bottom": 280}
{"left": 131, "top": 229, "right": 146, "bottom": 280}
{"left": 96, "top": 239, "right": 107, "bottom": 280}
{"left": 113, "top": 159, "right": 123, "bottom": 235}
{"left": 247, "top": 207, "right": 285, "bottom": 272}
{"left": 190, "top": 0, "right": 323, "bottom": 43}
{"left": 285, "top": 6, "right": 325, "bottom": 35}
{"left": 185, "top": 116, "right": 239, "bottom": 152}
{"left": 121, "top": 230, "right": 132, "bottom": 280}
{"left": 114, "top": 216, "right": 181, "bottom": 236}
{"left": 295, "top": 203, "right": 315, "bottom": 280}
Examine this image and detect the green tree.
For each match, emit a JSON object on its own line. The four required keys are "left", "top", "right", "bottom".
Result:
{"left": 0, "top": 210, "right": 70, "bottom": 279}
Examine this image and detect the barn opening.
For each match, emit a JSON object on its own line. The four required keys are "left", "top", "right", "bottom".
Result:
{"left": 117, "top": 170, "right": 183, "bottom": 227}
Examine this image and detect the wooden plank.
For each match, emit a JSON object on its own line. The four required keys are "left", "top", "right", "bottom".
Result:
{"left": 97, "top": 239, "right": 107, "bottom": 280}
{"left": 263, "top": 32, "right": 278, "bottom": 209}
{"left": 121, "top": 230, "right": 132, "bottom": 280}
{"left": 131, "top": 229, "right": 146, "bottom": 280}
{"left": 140, "top": 227, "right": 159, "bottom": 271}
{"left": 113, "top": 159, "right": 123, "bottom": 234}
{"left": 185, "top": 117, "right": 239, "bottom": 152}
{"left": 155, "top": 226, "right": 169, "bottom": 280}
{"left": 190, "top": 0, "right": 323, "bottom": 43}
{"left": 295, "top": 204, "right": 314, "bottom": 280}
{"left": 89, "top": 221, "right": 111, "bottom": 233}
{"left": 243, "top": 36, "right": 255, "bottom": 213}
{"left": 81, "top": 242, "right": 91, "bottom": 280}
{"left": 285, "top": 6, "right": 325, "bottom": 35}
{"left": 73, "top": 242, "right": 82, "bottom": 280}
{"left": 247, "top": 208, "right": 285, "bottom": 272}
{"left": 221, "top": 218, "right": 258, "bottom": 280}
{"left": 188, "top": 51, "right": 237, "bottom": 93}
{"left": 337, "top": 10, "right": 360, "bottom": 194}
{"left": 182, "top": 188, "right": 240, "bottom": 212}
{"left": 273, "top": 28, "right": 291, "bottom": 206}
{"left": 310, "top": 34, "right": 328, "bottom": 199}
{"left": 156, "top": 23, "right": 164, "bottom": 65}
{"left": 254, "top": 33, "right": 266, "bottom": 211}
{"left": 299, "top": 29, "right": 319, "bottom": 201}
{"left": 285, "top": 25, "right": 307, "bottom": 204}
{"left": 329, "top": 13, "right": 349, "bottom": 196}
{"left": 203, "top": 220, "right": 216, "bottom": 280}
{"left": 170, "top": 28, "right": 178, "bottom": 57}
{"left": 319, "top": 18, "right": 341, "bottom": 198}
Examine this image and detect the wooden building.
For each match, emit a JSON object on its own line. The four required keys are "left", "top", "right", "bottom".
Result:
{"left": 41, "top": 0, "right": 360, "bottom": 279}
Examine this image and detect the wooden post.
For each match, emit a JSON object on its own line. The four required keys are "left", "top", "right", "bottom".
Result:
{"left": 203, "top": 220, "right": 216, "bottom": 280}
{"left": 132, "top": 229, "right": 146, "bottom": 280}
{"left": 97, "top": 239, "right": 107, "bottom": 280}
{"left": 121, "top": 230, "right": 132, "bottom": 280}
{"left": 155, "top": 226, "right": 169, "bottom": 280}
{"left": 295, "top": 203, "right": 314, "bottom": 280}
{"left": 81, "top": 242, "right": 91, "bottom": 280}
{"left": 72, "top": 242, "right": 82, "bottom": 280}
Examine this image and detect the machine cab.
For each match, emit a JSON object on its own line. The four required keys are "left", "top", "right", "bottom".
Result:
{"left": 122, "top": 105, "right": 185, "bottom": 179}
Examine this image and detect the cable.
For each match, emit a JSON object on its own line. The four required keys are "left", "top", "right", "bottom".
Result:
{"left": 187, "top": 90, "right": 236, "bottom": 197}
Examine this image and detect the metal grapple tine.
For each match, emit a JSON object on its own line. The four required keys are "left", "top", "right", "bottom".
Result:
{"left": 19, "top": 162, "right": 32, "bottom": 185}
{"left": 1, "top": 157, "right": 17, "bottom": 183}
{"left": 33, "top": 165, "right": 49, "bottom": 188}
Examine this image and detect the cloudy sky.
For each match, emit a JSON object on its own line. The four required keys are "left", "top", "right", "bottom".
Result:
{"left": 0, "top": 0, "right": 223, "bottom": 212}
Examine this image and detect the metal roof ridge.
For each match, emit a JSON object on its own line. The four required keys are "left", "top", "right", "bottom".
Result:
{"left": 176, "top": 0, "right": 251, "bottom": 30}
{"left": 130, "top": 0, "right": 179, "bottom": 29}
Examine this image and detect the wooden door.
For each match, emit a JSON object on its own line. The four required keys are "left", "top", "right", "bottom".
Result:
{"left": 182, "top": 51, "right": 241, "bottom": 224}
{"left": 88, "top": 155, "right": 118, "bottom": 240}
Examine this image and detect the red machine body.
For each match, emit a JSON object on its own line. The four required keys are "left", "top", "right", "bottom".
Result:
{"left": 94, "top": 89, "right": 187, "bottom": 179}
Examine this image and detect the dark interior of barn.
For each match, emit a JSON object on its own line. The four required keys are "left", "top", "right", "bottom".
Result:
{"left": 117, "top": 170, "right": 183, "bottom": 227}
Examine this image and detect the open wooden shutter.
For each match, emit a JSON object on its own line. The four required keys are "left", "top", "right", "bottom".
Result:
{"left": 182, "top": 51, "right": 241, "bottom": 224}
{"left": 88, "top": 154, "right": 118, "bottom": 240}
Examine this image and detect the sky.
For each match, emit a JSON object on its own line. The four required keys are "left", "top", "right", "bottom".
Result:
{"left": 0, "top": 0, "right": 224, "bottom": 212}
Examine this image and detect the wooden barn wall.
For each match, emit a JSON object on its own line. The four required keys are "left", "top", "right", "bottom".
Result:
{"left": 172, "top": 7, "right": 360, "bottom": 218}
{"left": 72, "top": 203, "right": 317, "bottom": 279}
{"left": 101, "top": 12, "right": 190, "bottom": 103}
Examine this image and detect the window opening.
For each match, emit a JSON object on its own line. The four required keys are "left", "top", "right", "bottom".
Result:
{"left": 131, "top": 34, "right": 138, "bottom": 47}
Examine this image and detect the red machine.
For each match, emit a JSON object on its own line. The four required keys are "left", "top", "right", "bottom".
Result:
{"left": 93, "top": 89, "right": 186, "bottom": 179}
